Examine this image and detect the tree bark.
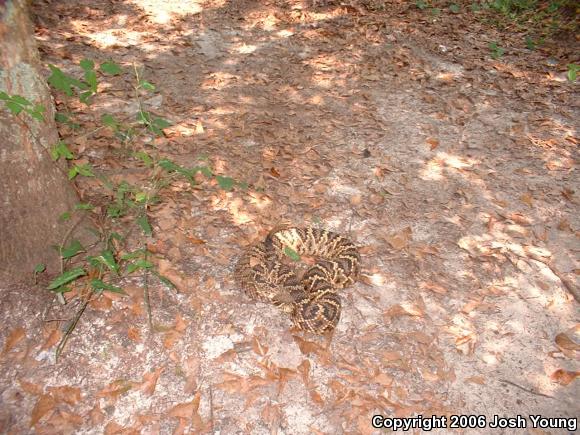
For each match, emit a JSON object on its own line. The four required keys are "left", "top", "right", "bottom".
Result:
{"left": 0, "top": 0, "right": 83, "bottom": 282}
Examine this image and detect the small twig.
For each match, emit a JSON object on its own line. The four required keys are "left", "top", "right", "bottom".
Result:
{"left": 498, "top": 379, "right": 555, "bottom": 399}
{"left": 55, "top": 289, "right": 93, "bottom": 361}
{"left": 144, "top": 258, "right": 152, "bottom": 329}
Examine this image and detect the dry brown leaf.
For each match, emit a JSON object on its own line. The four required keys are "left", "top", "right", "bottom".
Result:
{"left": 293, "top": 335, "right": 321, "bottom": 355}
{"left": 30, "top": 394, "right": 56, "bottom": 427}
{"left": 169, "top": 394, "right": 200, "bottom": 419}
{"left": 384, "top": 302, "right": 423, "bottom": 319}
{"left": 465, "top": 376, "right": 486, "bottom": 385}
{"left": 350, "top": 194, "right": 362, "bottom": 206}
{"left": 90, "top": 402, "right": 105, "bottom": 425}
{"left": 19, "top": 379, "right": 43, "bottom": 396}
{"left": 261, "top": 402, "right": 282, "bottom": 427}
{"left": 140, "top": 367, "right": 164, "bottom": 396}
{"left": 298, "top": 359, "right": 311, "bottom": 386}
{"left": 97, "top": 380, "right": 134, "bottom": 402}
{"left": 385, "top": 227, "right": 412, "bottom": 250}
{"left": 309, "top": 389, "right": 324, "bottom": 406}
{"left": 461, "top": 299, "right": 482, "bottom": 314}
{"left": 554, "top": 332, "right": 580, "bottom": 358}
{"left": 41, "top": 328, "right": 62, "bottom": 351}
{"left": 520, "top": 193, "right": 534, "bottom": 207}
{"left": 426, "top": 137, "right": 439, "bottom": 150}
{"left": 4, "top": 326, "right": 26, "bottom": 353}
{"left": 507, "top": 212, "right": 532, "bottom": 226}
{"left": 47, "top": 386, "right": 81, "bottom": 405}
{"left": 163, "top": 330, "right": 182, "bottom": 350}
{"left": 127, "top": 327, "right": 141, "bottom": 343}
{"left": 382, "top": 350, "right": 402, "bottom": 362}
{"left": 374, "top": 373, "right": 393, "bottom": 387}
{"left": 104, "top": 420, "right": 125, "bottom": 435}
{"left": 277, "top": 368, "right": 294, "bottom": 395}
{"left": 420, "top": 281, "right": 447, "bottom": 295}
{"left": 174, "top": 313, "right": 188, "bottom": 333}
{"left": 550, "top": 369, "right": 579, "bottom": 386}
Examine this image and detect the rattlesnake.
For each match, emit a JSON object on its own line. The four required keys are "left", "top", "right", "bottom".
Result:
{"left": 235, "top": 227, "right": 360, "bottom": 334}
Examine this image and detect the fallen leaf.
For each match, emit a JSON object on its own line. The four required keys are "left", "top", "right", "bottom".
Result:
{"left": 47, "top": 386, "right": 81, "bottom": 405}
{"left": 90, "top": 402, "right": 105, "bottom": 425}
{"left": 461, "top": 299, "right": 481, "bottom": 314}
{"left": 30, "top": 394, "right": 56, "bottom": 427}
{"left": 465, "top": 376, "right": 486, "bottom": 385}
{"left": 140, "top": 367, "right": 164, "bottom": 395}
{"left": 298, "top": 359, "right": 311, "bottom": 386}
{"left": 420, "top": 281, "right": 447, "bottom": 295}
{"left": 127, "top": 327, "right": 141, "bottom": 343}
{"left": 385, "top": 227, "right": 412, "bottom": 250}
{"left": 426, "top": 137, "right": 439, "bottom": 150}
{"left": 550, "top": 369, "right": 579, "bottom": 386}
{"left": 374, "top": 373, "right": 393, "bottom": 387}
{"left": 19, "top": 380, "right": 43, "bottom": 396}
{"left": 4, "top": 326, "right": 26, "bottom": 353}
{"left": 520, "top": 193, "right": 534, "bottom": 207}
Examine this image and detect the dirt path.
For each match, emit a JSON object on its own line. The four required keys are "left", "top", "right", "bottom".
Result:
{"left": 1, "top": 0, "right": 578, "bottom": 433}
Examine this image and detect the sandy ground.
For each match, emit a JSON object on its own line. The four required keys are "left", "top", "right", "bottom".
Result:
{"left": 1, "top": 0, "right": 578, "bottom": 433}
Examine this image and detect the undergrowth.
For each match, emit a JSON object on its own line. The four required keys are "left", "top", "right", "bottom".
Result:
{"left": 1, "top": 59, "right": 243, "bottom": 359}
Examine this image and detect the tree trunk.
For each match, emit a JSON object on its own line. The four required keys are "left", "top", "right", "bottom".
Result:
{"left": 0, "top": 0, "right": 83, "bottom": 282}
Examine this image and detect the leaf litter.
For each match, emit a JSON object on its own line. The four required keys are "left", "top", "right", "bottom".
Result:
{"left": 0, "top": 0, "right": 578, "bottom": 433}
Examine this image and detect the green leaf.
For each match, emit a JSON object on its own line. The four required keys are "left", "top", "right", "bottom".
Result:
{"left": 75, "top": 202, "right": 94, "bottom": 210}
{"left": 216, "top": 175, "right": 235, "bottom": 191}
{"left": 416, "top": 0, "right": 428, "bottom": 9}
{"left": 136, "top": 214, "right": 152, "bottom": 236}
{"left": 284, "top": 247, "right": 301, "bottom": 261}
{"left": 47, "top": 64, "right": 84, "bottom": 96}
{"left": 101, "top": 113, "right": 118, "bottom": 128}
{"left": 135, "top": 192, "right": 147, "bottom": 203}
{"left": 76, "top": 163, "right": 95, "bottom": 177}
{"left": 53, "top": 285, "right": 72, "bottom": 294}
{"left": 139, "top": 80, "right": 155, "bottom": 91}
{"left": 134, "top": 151, "right": 153, "bottom": 167}
{"left": 94, "top": 250, "right": 119, "bottom": 273}
{"left": 59, "top": 211, "right": 72, "bottom": 222}
{"left": 61, "top": 239, "right": 84, "bottom": 258}
{"left": 79, "top": 90, "right": 94, "bottom": 104}
{"left": 136, "top": 109, "right": 152, "bottom": 124}
{"left": 120, "top": 249, "right": 146, "bottom": 260}
{"left": 10, "top": 95, "right": 32, "bottom": 106}
{"left": 525, "top": 36, "right": 536, "bottom": 50}
{"left": 100, "top": 61, "right": 122, "bottom": 75}
{"left": 5, "top": 101, "right": 24, "bottom": 115}
{"left": 51, "top": 141, "right": 74, "bottom": 161}
{"left": 90, "top": 279, "right": 125, "bottom": 294}
{"left": 47, "top": 267, "right": 86, "bottom": 290}
{"left": 158, "top": 159, "right": 179, "bottom": 172}
{"left": 55, "top": 112, "right": 69, "bottom": 123}
{"left": 34, "top": 263, "right": 46, "bottom": 273}
{"left": 153, "top": 272, "right": 176, "bottom": 289}
{"left": 449, "top": 3, "right": 460, "bottom": 13}
{"left": 0, "top": 91, "right": 9, "bottom": 100}
{"left": 126, "top": 259, "right": 153, "bottom": 274}
{"left": 79, "top": 58, "right": 95, "bottom": 71}
{"left": 567, "top": 64, "right": 578, "bottom": 82}
{"left": 199, "top": 166, "right": 213, "bottom": 177}
{"left": 84, "top": 69, "right": 98, "bottom": 93}
{"left": 27, "top": 107, "right": 45, "bottom": 121}
{"left": 152, "top": 117, "right": 172, "bottom": 129}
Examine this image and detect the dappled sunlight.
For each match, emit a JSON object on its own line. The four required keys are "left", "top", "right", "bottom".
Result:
{"left": 130, "top": 0, "right": 204, "bottom": 22}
